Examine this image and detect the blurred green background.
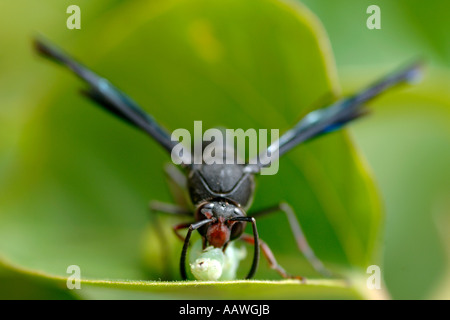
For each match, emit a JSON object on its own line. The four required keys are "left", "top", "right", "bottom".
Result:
{"left": 0, "top": 0, "right": 449, "bottom": 299}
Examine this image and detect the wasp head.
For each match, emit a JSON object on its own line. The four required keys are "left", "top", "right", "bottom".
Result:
{"left": 195, "top": 200, "right": 246, "bottom": 248}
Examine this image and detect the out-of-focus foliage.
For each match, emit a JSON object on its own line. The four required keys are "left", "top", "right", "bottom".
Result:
{"left": 302, "top": 0, "right": 450, "bottom": 299}
{"left": 0, "top": 0, "right": 448, "bottom": 300}
{"left": 0, "top": 0, "right": 382, "bottom": 299}
{"left": 302, "top": 0, "right": 450, "bottom": 67}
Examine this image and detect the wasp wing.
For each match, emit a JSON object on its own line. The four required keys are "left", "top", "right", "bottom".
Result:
{"left": 253, "top": 61, "right": 423, "bottom": 169}
{"left": 34, "top": 38, "right": 185, "bottom": 160}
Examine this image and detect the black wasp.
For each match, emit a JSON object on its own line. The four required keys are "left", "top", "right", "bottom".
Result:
{"left": 35, "top": 38, "right": 421, "bottom": 280}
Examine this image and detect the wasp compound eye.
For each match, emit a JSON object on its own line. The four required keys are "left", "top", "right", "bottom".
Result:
{"left": 229, "top": 220, "right": 246, "bottom": 240}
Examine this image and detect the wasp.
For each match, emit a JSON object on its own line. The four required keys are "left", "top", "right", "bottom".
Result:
{"left": 34, "top": 38, "right": 421, "bottom": 280}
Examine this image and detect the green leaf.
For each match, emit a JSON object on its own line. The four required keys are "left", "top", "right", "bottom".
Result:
{"left": 0, "top": 257, "right": 376, "bottom": 299}
{"left": 0, "top": 0, "right": 383, "bottom": 298}
{"left": 301, "top": 0, "right": 450, "bottom": 67}
{"left": 346, "top": 68, "right": 450, "bottom": 299}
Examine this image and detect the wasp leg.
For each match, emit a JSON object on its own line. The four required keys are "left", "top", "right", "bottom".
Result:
{"left": 149, "top": 200, "right": 191, "bottom": 217}
{"left": 251, "top": 202, "right": 331, "bottom": 277}
{"left": 164, "top": 163, "right": 187, "bottom": 189}
{"left": 240, "top": 234, "right": 304, "bottom": 282}
{"left": 147, "top": 162, "right": 191, "bottom": 279}
{"left": 172, "top": 222, "right": 193, "bottom": 242}
{"left": 148, "top": 201, "right": 191, "bottom": 279}
{"left": 163, "top": 163, "right": 190, "bottom": 209}
{"left": 149, "top": 200, "right": 191, "bottom": 240}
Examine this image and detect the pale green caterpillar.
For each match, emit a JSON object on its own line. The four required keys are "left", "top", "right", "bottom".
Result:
{"left": 189, "top": 239, "right": 247, "bottom": 281}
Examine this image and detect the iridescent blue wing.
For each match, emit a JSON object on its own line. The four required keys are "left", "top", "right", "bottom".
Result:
{"left": 252, "top": 61, "right": 423, "bottom": 169}
{"left": 34, "top": 38, "right": 186, "bottom": 161}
